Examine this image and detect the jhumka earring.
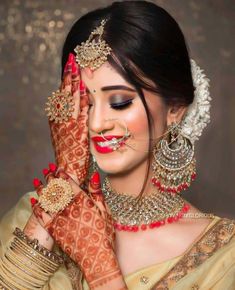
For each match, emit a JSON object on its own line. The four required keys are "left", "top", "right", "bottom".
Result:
{"left": 151, "top": 122, "right": 196, "bottom": 195}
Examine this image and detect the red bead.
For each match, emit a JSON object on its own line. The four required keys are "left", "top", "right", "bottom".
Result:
{"left": 178, "top": 212, "right": 183, "bottom": 218}
{"left": 141, "top": 224, "right": 147, "bottom": 231}
{"left": 167, "top": 217, "right": 174, "bottom": 223}
{"left": 30, "top": 197, "right": 38, "bottom": 206}
{"left": 191, "top": 173, "right": 196, "bottom": 180}
{"left": 184, "top": 204, "right": 190, "bottom": 211}
{"left": 173, "top": 215, "right": 179, "bottom": 221}
{"left": 115, "top": 224, "right": 123, "bottom": 231}
{"left": 49, "top": 163, "right": 57, "bottom": 172}
{"left": 123, "top": 225, "right": 129, "bottom": 231}
{"left": 42, "top": 168, "right": 49, "bottom": 176}
{"left": 33, "top": 178, "right": 41, "bottom": 188}
{"left": 132, "top": 226, "right": 139, "bottom": 232}
{"left": 155, "top": 221, "right": 161, "bottom": 227}
{"left": 149, "top": 223, "right": 155, "bottom": 229}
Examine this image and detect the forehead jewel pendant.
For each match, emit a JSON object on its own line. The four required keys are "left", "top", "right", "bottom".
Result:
{"left": 74, "top": 19, "right": 112, "bottom": 71}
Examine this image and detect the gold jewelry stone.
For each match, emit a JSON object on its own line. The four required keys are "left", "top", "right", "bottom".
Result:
{"left": 140, "top": 276, "right": 149, "bottom": 284}
{"left": 74, "top": 19, "right": 112, "bottom": 70}
{"left": 45, "top": 90, "right": 75, "bottom": 123}
{"left": 102, "top": 177, "right": 185, "bottom": 226}
{"left": 39, "top": 178, "right": 74, "bottom": 214}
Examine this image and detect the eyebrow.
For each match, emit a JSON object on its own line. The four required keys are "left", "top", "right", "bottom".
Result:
{"left": 101, "top": 85, "right": 136, "bottom": 92}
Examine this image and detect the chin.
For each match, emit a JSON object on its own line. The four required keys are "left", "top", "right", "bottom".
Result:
{"left": 95, "top": 153, "right": 145, "bottom": 176}
{"left": 95, "top": 156, "right": 127, "bottom": 174}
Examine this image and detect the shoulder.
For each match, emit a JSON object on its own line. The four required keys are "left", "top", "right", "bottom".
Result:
{"left": 0, "top": 191, "right": 36, "bottom": 252}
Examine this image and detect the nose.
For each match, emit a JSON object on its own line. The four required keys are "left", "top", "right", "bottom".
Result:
{"left": 89, "top": 107, "right": 115, "bottom": 135}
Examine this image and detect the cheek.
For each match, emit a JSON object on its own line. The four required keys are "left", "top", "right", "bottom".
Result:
{"left": 124, "top": 102, "right": 149, "bottom": 138}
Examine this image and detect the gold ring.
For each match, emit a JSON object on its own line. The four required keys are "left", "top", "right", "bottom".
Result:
{"left": 45, "top": 90, "right": 75, "bottom": 123}
{"left": 39, "top": 178, "right": 74, "bottom": 214}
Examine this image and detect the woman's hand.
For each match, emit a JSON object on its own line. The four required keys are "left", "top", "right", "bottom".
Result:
{"left": 49, "top": 53, "right": 90, "bottom": 185}
{"left": 23, "top": 53, "right": 88, "bottom": 250}
{"left": 32, "top": 168, "right": 126, "bottom": 290}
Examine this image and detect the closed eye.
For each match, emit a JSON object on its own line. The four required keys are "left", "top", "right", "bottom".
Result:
{"left": 110, "top": 99, "right": 133, "bottom": 110}
{"left": 88, "top": 99, "right": 134, "bottom": 110}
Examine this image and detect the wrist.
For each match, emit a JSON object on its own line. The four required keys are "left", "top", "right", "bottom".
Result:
{"left": 24, "top": 213, "right": 54, "bottom": 250}
{"left": 87, "top": 253, "right": 127, "bottom": 290}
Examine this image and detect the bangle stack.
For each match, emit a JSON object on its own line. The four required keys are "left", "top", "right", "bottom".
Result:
{"left": 0, "top": 228, "right": 63, "bottom": 290}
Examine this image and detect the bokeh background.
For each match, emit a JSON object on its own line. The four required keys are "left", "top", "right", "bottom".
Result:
{"left": 0, "top": 0, "right": 234, "bottom": 219}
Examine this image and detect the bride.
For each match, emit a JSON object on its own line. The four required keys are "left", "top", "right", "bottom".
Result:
{"left": 0, "top": 1, "right": 234, "bottom": 289}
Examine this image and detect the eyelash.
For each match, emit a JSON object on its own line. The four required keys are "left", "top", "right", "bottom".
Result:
{"left": 88, "top": 99, "right": 134, "bottom": 111}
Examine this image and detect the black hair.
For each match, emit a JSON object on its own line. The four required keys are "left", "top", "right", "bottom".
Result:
{"left": 62, "top": 0, "right": 195, "bottom": 197}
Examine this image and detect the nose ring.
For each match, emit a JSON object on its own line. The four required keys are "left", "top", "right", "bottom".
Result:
{"left": 100, "top": 119, "right": 131, "bottom": 151}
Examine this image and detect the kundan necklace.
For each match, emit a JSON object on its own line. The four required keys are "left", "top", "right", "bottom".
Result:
{"left": 102, "top": 177, "right": 190, "bottom": 232}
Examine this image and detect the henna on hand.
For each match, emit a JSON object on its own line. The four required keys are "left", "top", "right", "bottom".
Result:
{"left": 33, "top": 169, "right": 127, "bottom": 289}
{"left": 49, "top": 53, "right": 90, "bottom": 185}
{"left": 23, "top": 213, "right": 54, "bottom": 250}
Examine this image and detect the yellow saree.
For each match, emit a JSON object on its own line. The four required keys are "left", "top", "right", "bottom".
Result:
{"left": 1, "top": 192, "right": 235, "bottom": 290}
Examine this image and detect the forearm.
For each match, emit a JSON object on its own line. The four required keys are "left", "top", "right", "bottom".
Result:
{"left": 24, "top": 212, "right": 54, "bottom": 250}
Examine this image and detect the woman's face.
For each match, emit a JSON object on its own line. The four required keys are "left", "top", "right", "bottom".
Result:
{"left": 81, "top": 62, "right": 169, "bottom": 175}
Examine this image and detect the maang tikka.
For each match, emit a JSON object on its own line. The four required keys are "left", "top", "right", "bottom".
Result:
{"left": 74, "top": 19, "right": 112, "bottom": 70}
{"left": 151, "top": 122, "right": 196, "bottom": 195}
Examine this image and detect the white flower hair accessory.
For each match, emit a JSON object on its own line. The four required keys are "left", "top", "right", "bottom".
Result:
{"left": 180, "top": 59, "right": 211, "bottom": 143}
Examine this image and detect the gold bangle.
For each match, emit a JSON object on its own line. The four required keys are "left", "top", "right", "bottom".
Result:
{"left": 4, "top": 252, "right": 48, "bottom": 282}
{"left": 0, "top": 228, "right": 64, "bottom": 290}
{"left": 0, "top": 261, "right": 33, "bottom": 290}
{"left": 6, "top": 249, "right": 49, "bottom": 280}
{"left": 13, "top": 228, "right": 64, "bottom": 265}
{"left": 12, "top": 239, "right": 58, "bottom": 272}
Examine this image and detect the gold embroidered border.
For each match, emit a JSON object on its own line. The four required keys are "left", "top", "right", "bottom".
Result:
{"left": 150, "top": 217, "right": 235, "bottom": 290}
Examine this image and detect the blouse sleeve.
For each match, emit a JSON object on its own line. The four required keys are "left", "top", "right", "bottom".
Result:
{"left": 0, "top": 192, "right": 74, "bottom": 290}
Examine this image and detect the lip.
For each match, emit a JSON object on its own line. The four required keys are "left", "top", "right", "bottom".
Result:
{"left": 91, "top": 135, "right": 124, "bottom": 142}
{"left": 91, "top": 135, "right": 126, "bottom": 154}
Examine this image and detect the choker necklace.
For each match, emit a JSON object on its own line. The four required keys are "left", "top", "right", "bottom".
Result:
{"left": 102, "top": 177, "right": 190, "bottom": 232}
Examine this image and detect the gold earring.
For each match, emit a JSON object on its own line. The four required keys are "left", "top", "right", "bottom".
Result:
{"left": 151, "top": 122, "right": 196, "bottom": 194}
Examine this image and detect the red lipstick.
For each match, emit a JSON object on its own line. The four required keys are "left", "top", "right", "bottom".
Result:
{"left": 91, "top": 135, "right": 126, "bottom": 154}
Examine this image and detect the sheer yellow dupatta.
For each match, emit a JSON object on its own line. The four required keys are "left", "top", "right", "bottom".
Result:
{"left": 150, "top": 217, "right": 235, "bottom": 289}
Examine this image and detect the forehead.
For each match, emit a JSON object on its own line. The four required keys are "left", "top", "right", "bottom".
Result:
{"left": 81, "top": 61, "right": 131, "bottom": 88}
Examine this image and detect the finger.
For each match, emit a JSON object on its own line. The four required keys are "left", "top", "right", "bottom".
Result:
{"left": 33, "top": 178, "right": 44, "bottom": 196}
{"left": 56, "top": 168, "right": 70, "bottom": 180}
{"left": 30, "top": 197, "right": 38, "bottom": 207}
{"left": 33, "top": 204, "right": 53, "bottom": 226}
{"left": 71, "top": 61, "right": 81, "bottom": 119}
{"left": 45, "top": 163, "right": 57, "bottom": 183}
{"left": 80, "top": 80, "right": 89, "bottom": 110}
{"left": 60, "top": 53, "right": 73, "bottom": 92}
{"left": 88, "top": 171, "right": 108, "bottom": 216}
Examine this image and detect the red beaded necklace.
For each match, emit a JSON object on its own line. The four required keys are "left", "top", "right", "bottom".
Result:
{"left": 102, "top": 177, "right": 191, "bottom": 232}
